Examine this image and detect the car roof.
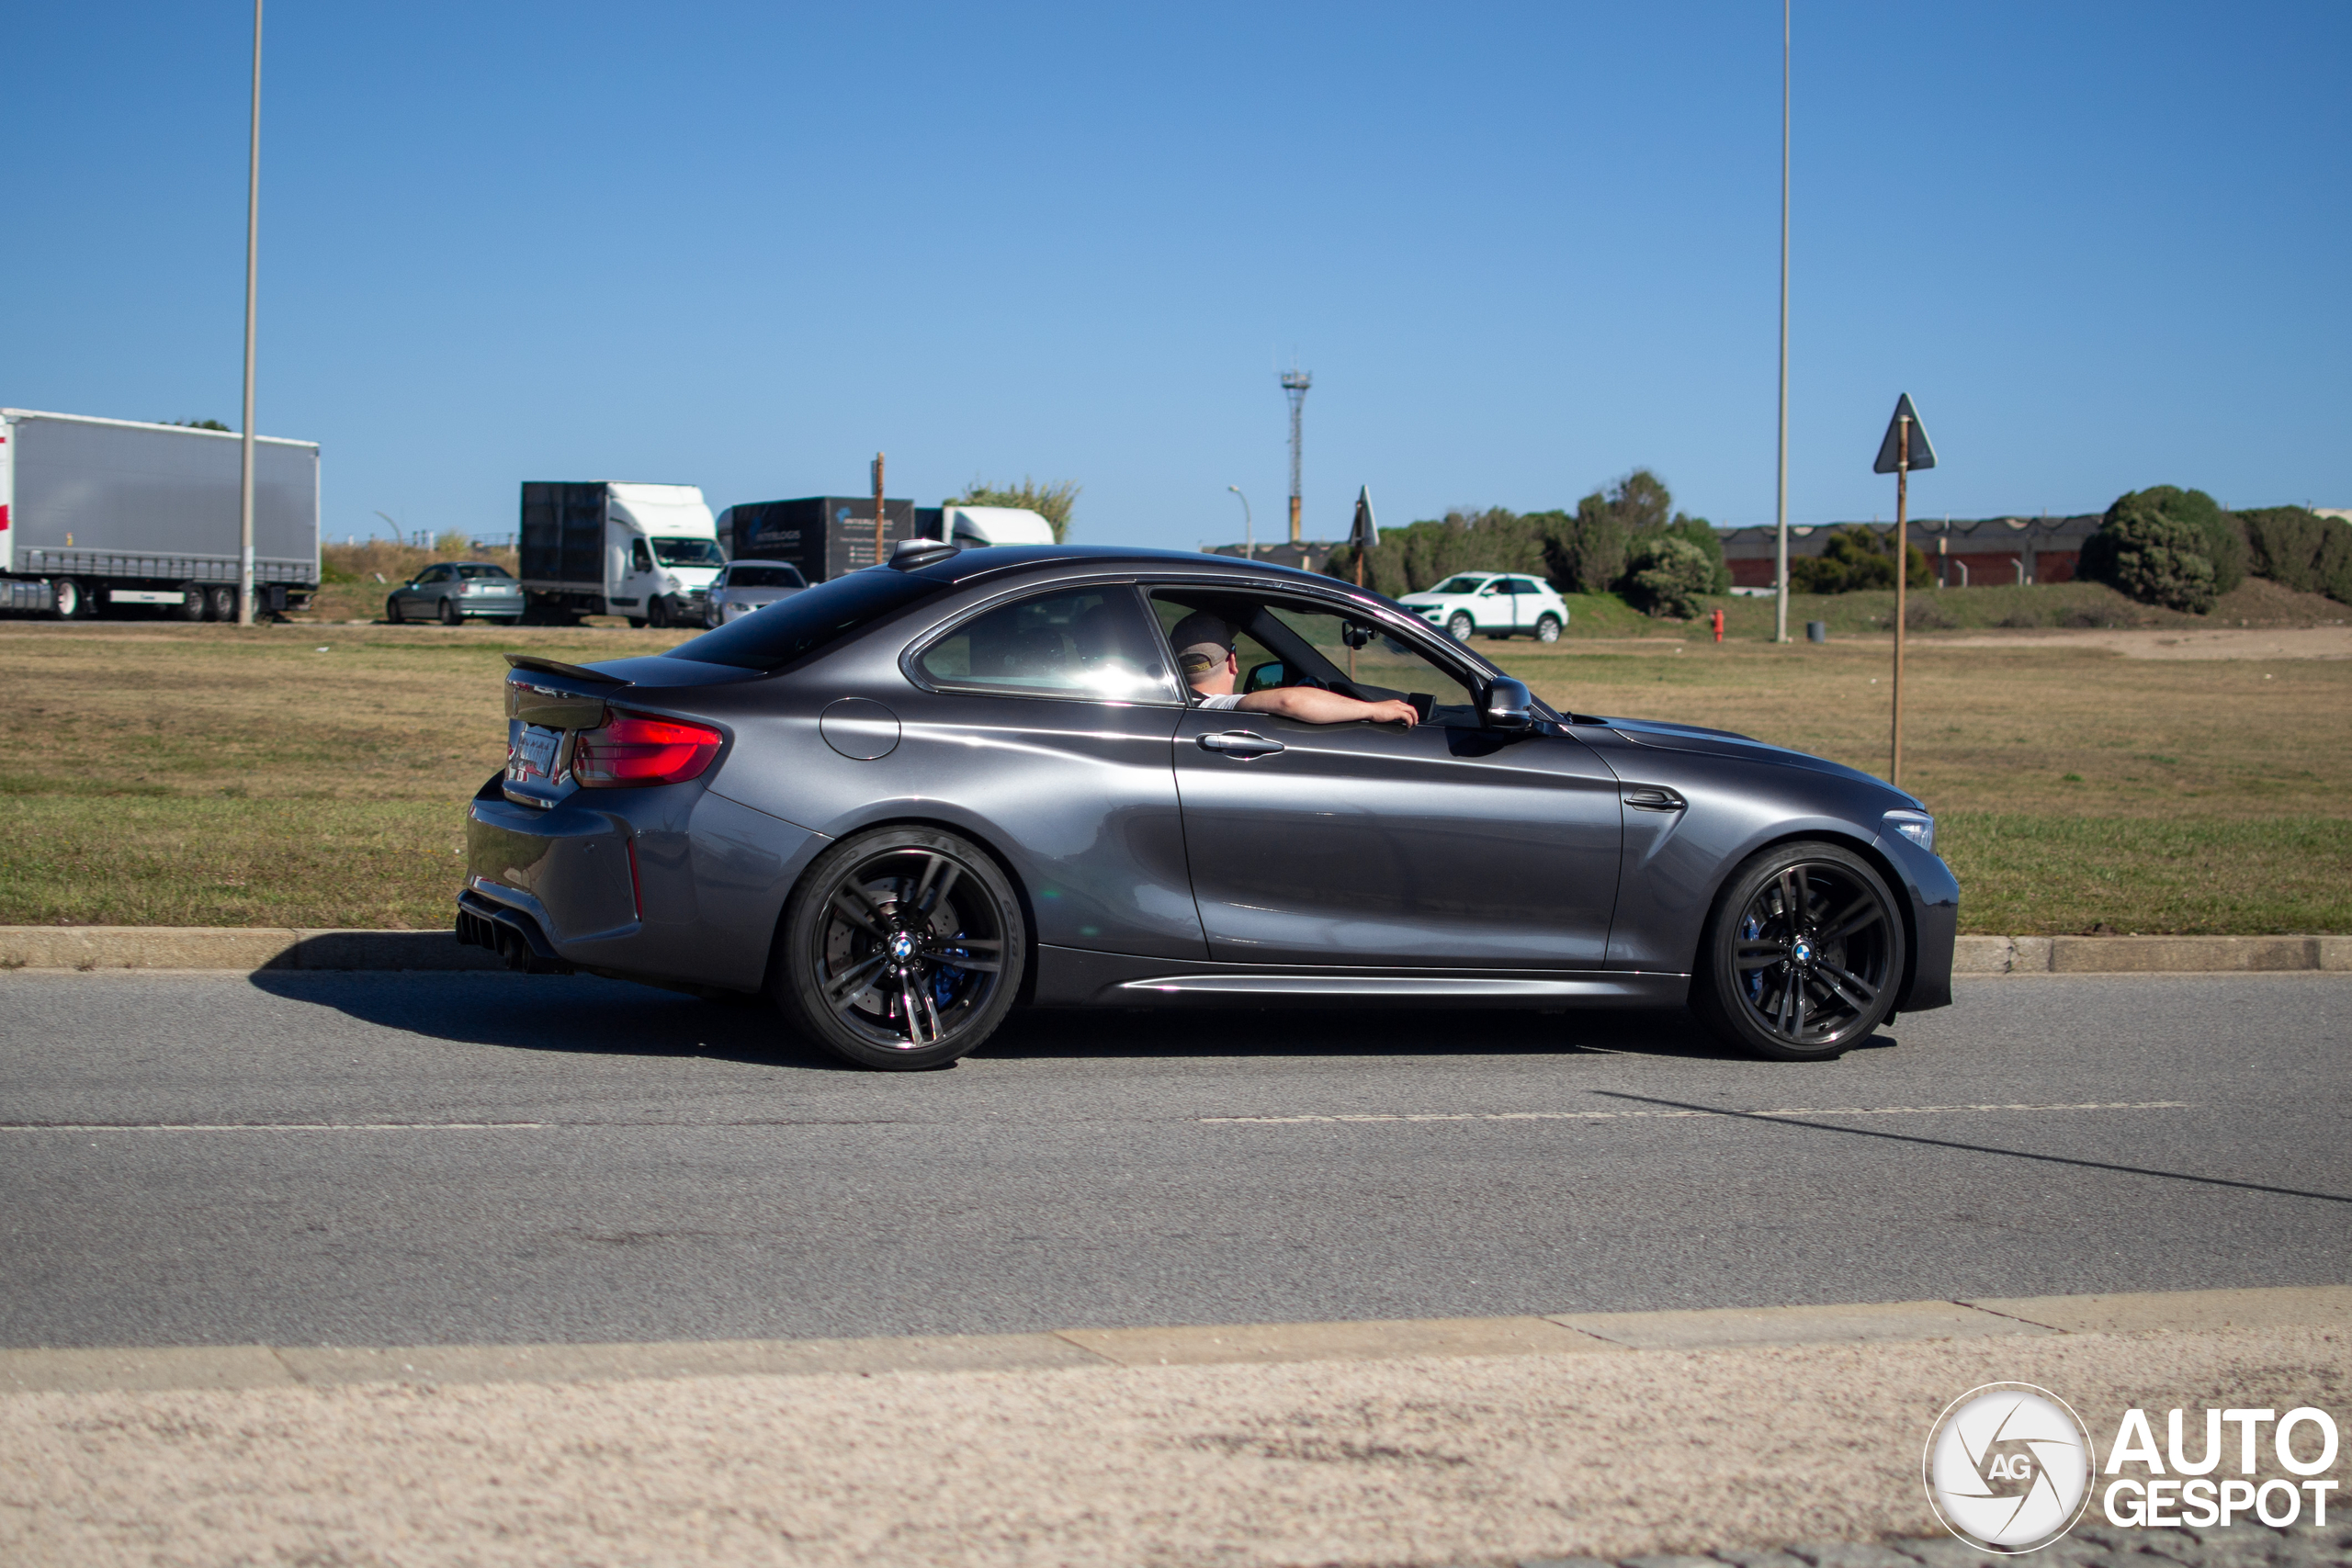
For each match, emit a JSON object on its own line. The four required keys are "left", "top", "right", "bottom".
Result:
{"left": 903, "top": 543, "right": 1343, "bottom": 588}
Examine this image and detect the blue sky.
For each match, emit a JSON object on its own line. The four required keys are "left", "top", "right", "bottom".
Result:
{"left": 7, "top": 3, "right": 2347, "bottom": 548}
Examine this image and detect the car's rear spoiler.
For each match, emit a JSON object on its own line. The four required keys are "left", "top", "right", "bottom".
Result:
{"left": 504, "top": 654, "right": 631, "bottom": 687}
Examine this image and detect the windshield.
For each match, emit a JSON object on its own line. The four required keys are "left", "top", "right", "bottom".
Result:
{"left": 667, "top": 570, "right": 947, "bottom": 671}
{"left": 457, "top": 564, "right": 513, "bottom": 581}
{"left": 650, "top": 537, "right": 726, "bottom": 569}
{"left": 1430, "top": 575, "right": 1490, "bottom": 595}
{"left": 724, "top": 565, "right": 807, "bottom": 590}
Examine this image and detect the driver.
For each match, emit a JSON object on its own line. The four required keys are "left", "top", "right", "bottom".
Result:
{"left": 1168, "top": 611, "right": 1418, "bottom": 726}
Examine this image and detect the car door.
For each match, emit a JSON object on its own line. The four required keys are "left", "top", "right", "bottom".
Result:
{"left": 1155, "top": 591, "right": 1623, "bottom": 968}
{"left": 402, "top": 565, "right": 446, "bottom": 615}
{"left": 1476, "top": 578, "right": 1511, "bottom": 634}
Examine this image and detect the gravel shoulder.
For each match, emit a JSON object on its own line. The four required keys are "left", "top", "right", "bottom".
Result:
{"left": 6, "top": 1323, "right": 2345, "bottom": 1567}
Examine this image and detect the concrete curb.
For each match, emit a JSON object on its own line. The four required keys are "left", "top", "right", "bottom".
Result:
{"left": 1951, "top": 933, "right": 2352, "bottom": 974}
{"left": 4, "top": 1284, "right": 2344, "bottom": 1394}
{"left": 5, "top": 928, "right": 2348, "bottom": 976}
{"left": 0, "top": 926, "right": 502, "bottom": 973}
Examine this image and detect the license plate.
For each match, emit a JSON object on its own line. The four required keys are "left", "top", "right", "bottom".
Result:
{"left": 513, "top": 725, "right": 561, "bottom": 782}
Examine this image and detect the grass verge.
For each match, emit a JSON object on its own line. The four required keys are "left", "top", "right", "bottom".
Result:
{"left": 2, "top": 618, "right": 2345, "bottom": 935}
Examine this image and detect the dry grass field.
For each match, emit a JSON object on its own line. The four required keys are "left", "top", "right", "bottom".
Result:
{"left": 1, "top": 613, "right": 2345, "bottom": 934}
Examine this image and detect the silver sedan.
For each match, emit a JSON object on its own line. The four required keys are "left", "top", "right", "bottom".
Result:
{"left": 700, "top": 560, "right": 808, "bottom": 627}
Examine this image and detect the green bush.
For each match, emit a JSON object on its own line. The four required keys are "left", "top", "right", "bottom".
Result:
{"left": 1788, "top": 526, "right": 1932, "bottom": 593}
{"left": 2085, "top": 491, "right": 2218, "bottom": 613}
{"left": 2239, "top": 506, "right": 2352, "bottom": 604}
{"left": 1624, "top": 536, "right": 1715, "bottom": 618}
{"left": 2082, "top": 487, "right": 2242, "bottom": 603}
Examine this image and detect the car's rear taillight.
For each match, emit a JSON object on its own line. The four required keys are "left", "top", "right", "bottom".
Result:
{"left": 571, "top": 710, "right": 723, "bottom": 787}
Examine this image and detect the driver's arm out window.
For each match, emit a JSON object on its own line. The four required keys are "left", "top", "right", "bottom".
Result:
{"left": 1263, "top": 604, "right": 1482, "bottom": 726}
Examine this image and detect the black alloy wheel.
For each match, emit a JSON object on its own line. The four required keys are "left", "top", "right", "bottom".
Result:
{"left": 1446, "top": 611, "right": 1475, "bottom": 641}
{"left": 439, "top": 596, "right": 462, "bottom": 626}
{"left": 775, "top": 826, "right": 1025, "bottom": 1070}
{"left": 1693, "top": 840, "right": 1905, "bottom": 1061}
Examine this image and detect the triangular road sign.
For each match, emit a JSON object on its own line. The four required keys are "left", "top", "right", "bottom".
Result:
{"left": 1873, "top": 393, "right": 1938, "bottom": 474}
{"left": 1350, "top": 485, "right": 1378, "bottom": 550}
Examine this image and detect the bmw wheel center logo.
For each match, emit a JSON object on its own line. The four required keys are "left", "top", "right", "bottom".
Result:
{"left": 1924, "top": 1382, "right": 2096, "bottom": 1552}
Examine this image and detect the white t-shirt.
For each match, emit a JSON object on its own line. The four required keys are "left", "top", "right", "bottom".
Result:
{"left": 1194, "top": 692, "right": 1243, "bottom": 710}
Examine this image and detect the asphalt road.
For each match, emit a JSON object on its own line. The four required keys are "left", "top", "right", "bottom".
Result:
{"left": 3, "top": 971, "right": 2346, "bottom": 1349}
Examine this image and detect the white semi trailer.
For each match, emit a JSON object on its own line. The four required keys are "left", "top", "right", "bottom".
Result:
{"left": 0, "top": 409, "right": 320, "bottom": 620}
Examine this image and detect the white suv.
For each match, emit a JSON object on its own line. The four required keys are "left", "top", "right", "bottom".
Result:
{"left": 1397, "top": 572, "right": 1570, "bottom": 642}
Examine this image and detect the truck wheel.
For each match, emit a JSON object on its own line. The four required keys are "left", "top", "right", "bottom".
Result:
{"left": 439, "top": 597, "right": 462, "bottom": 626}
{"left": 174, "top": 581, "right": 209, "bottom": 622}
{"left": 49, "top": 579, "right": 83, "bottom": 621}
{"left": 207, "top": 585, "right": 237, "bottom": 621}
{"left": 1446, "top": 611, "right": 1474, "bottom": 641}
{"left": 649, "top": 597, "right": 669, "bottom": 628}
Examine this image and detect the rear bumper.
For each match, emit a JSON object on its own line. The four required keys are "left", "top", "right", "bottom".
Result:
{"left": 461, "top": 773, "right": 826, "bottom": 992}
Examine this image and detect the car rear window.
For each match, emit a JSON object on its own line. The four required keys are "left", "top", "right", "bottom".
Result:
{"left": 457, "top": 564, "right": 513, "bottom": 580}
{"left": 724, "top": 565, "right": 807, "bottom": 590}
{"left": 665, "top": 570, "right": 946, "bottom": 671}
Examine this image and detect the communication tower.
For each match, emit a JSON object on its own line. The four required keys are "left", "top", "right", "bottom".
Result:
{"left": 1280, "top": 368, "right": 1311, "bottom": 544}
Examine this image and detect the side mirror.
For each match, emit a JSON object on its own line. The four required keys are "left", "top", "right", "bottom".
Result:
{"left": 1341, "top": 622, "right": 1375, "bottom": 649}
{"left": 1483, "top": 677, "right": 1534, "bottom": 732}
{"left": 1243, "top": 660, "right": 1287, "bottom": 694}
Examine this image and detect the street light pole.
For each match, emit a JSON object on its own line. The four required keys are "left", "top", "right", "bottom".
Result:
{"left": 1227, "top": 485, "right": 1252, "bottom": 561}
{"left": 1773, "top": 0, "right": 1792, "bottom": 644}
{"left": 236, "top": 0, "right": 263, "bottom": 626}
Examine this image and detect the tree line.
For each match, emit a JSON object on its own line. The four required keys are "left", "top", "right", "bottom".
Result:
{"left": 1324, "top": 469, "right": 1732, "bottom": 619}
{"left": 2084, "top": 488, "right": 2349, "bottom": 614}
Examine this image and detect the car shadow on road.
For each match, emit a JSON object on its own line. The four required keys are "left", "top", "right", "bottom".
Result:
{"left": 244, "top": 971, "right": 841, "bottom": 1073}
{"left": 245, "top": 972, "right": 1866, "bottom": 1072}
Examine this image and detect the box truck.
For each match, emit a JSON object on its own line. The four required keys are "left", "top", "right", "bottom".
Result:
{"left": 518, "top": 481, "right": 727, "bottom": 626}
{"left": 0, "top": 409, "right": 319, "bottom": 619}
{"left": 716, "top": 498, "right": 1056, "bottom": 582}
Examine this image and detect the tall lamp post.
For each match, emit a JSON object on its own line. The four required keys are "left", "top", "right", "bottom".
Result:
{"left": 1773, "top": 0, "right": 1792, "bottom": 644}
{"left": 236, "top": 0, "right": 264, "bottom": 625}
{"left": 1227, "top": 485, "right": 1253, "bottom": 560}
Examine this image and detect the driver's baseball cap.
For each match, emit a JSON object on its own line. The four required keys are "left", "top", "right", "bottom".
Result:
{"left": 1168, "top": 611, "right": 1234, "bottom": 680}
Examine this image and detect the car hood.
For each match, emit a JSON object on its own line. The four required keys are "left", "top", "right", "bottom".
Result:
{"left": 1600, "top": 716, "right": 1919, "bottom": 804}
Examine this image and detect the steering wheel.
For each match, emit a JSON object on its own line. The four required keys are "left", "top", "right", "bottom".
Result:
{"left": 1287, "top": 674, "right": 1330, "bottom": 692}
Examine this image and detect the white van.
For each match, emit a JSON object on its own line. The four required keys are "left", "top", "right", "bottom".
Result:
{"left": 941, "top": 505, "right": 1057, "bottom": 548}
{"left": 519, "top": 481, "right": 727, "bottom": 626}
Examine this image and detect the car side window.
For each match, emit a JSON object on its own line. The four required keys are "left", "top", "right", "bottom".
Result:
{"left": 631, "top": 540, "right": 654, "bottom": 573}
{"left": 1150, "top": 591, "right": 1484, "bottom": 728}
{"left": 418, "top": 565, "right": 448, "bottom": 584}
{"left": 915, "top": 587, "right": 1181, "bottom": 705}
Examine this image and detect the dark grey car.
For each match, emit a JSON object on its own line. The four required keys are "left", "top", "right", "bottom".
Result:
{"left": 387, "top": 560, "right": 524, "bottom": 625}
{"left": 459, "top": 543, "right": 1956, "bottom": 1069}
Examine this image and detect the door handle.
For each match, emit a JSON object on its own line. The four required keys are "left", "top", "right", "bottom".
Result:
{"left": 1623, "top": 785, "right": 1685, "bottom": 812}
{"left": 1199, "top": 731, "right": 1286, "bottom": 758}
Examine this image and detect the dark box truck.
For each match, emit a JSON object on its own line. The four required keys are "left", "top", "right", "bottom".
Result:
{"left": 717, "top": 497, "right": 928, "bottom": 582}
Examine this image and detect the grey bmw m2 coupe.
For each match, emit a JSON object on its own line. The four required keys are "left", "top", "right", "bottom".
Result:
{"left": 459, "top": 542, "right": 1956, "bottom": 1069}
